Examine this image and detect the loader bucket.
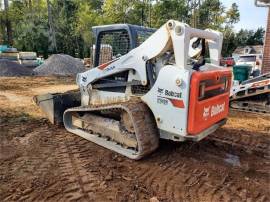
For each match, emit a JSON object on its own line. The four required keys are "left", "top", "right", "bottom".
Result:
{"left": 33, "top": 91, "right": 81, "bottom": 125}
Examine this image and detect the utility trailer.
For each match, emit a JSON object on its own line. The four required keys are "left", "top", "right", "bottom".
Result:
{"left": 230, "top": 73, "right": 270, "bottom": 114}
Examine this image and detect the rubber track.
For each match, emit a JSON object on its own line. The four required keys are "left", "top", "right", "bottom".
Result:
{"left": 64, "top": 99, "right": 159, "bottom": 159}
{"left": 230, "top": 108, "right": 270, "bottom": 116}
{"left": 230, "top": 101, "right": 270, "bottom": 115}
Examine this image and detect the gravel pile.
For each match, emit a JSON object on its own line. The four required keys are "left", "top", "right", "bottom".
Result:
{"left": 33, "top": 54, "right": 86, "bottom": 76}
{"left": 0, "top": 59, "right": 33, "bottom": 76}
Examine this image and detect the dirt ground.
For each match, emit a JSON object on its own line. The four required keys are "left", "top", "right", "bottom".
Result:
{"left": 0, "top": 76, "right": 269, "bottom": 202}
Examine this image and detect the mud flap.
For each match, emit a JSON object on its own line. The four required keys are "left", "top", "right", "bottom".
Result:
{"left": 33, "top": 91, "right": 81, "bottom": 125}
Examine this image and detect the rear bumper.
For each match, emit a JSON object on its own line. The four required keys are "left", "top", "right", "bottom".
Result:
{"left": 159, "top": 118, "right": 227, "bottom": 142}
{"left": 186, "top": 118, "right": 227, "bottom": 141}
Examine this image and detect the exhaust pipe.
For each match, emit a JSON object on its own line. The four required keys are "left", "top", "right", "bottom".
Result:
{"left": 33, "top": 90, "right": 81, "bottom": 125}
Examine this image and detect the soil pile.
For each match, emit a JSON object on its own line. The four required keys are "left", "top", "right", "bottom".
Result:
{"left": 0, "top": 59, "right": 33, "bottom": 76}
{"left": 33, "top": 54, "right": 86, "bottom": 76}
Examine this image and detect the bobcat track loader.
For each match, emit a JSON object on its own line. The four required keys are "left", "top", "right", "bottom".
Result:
{"left": 35, "top": 20, "right": 232, "bottom": 160}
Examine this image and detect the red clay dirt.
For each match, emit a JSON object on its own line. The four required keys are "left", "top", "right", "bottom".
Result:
{"left": 0, "top": 77, "right": 269, "bottom": 202}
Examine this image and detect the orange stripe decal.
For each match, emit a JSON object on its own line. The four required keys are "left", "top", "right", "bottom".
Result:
{"left": 251, "top": 80, "right": 270, "bottom": 88}
{"left": 97, "top": 61, "right": 114, "bottom": 70}
{"left": 97, "top": 58, "right": 119, "bottom": 70}
{"left": 169, "top": 98, "right": 185, "bottom": 108}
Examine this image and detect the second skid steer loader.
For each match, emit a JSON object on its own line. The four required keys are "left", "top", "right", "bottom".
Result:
{"left": 35, "top": 20, "right": 232, "bottom": 160}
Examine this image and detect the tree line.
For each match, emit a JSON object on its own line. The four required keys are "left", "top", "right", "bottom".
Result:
{"left": 0, "top": 0, "right": 265, "bottom": 58}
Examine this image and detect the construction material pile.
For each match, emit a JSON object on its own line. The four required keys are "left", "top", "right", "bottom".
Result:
{"left": 33, "top": 54, "right": 86, "bottom": 76}
{"left": 0, "top": 59, "right": 33, "bottom": 76}
{"left": 18, "top": 52, "right": 38, "bottom": 67}
{"left": 0, "top": 48, "right": 18, "bottom": 61}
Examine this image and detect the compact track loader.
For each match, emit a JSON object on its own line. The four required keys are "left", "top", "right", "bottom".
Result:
{"left": 35, "top": 20, "right": 232, "bottom": 159}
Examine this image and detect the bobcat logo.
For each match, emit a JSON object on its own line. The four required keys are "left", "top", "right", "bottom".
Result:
{"left": 202, "top": 102, "right": 225, "bottom": 120}
{"left": 82, "top": 76, "right": 87, "bottom": 82}
{"left": 211, "top": 103, "right": 225, "bottom": 117}
{"left": 158, "top": 87, "right": 164, "bottom": 94}
{"left": 203, "top": 106, "right": 210, "bottom": 119}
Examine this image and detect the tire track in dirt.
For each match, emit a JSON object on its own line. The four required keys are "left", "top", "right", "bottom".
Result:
{"left": 1, "top": 121, "right": 269, "bottom": 202}
{"left": 1, "top": 76, "right": 269, "bottom": 201}
{"left": 137, "top": 164, "right": 235, "bottom": 201}
{"left": 2, "top": 126, "right": 104, "bottom": 201}
{"left": 132, "top": 141, "right": 270, "bottom": 202}
{"left": 208, "top": 128, "right": 270, "bottom": 157}
{"left": 1, "top": 119, "right": 155, "bottom": 202}
{"left": 55, "top": 135, "right": 99, "bottom": 201}
{"left": 52, "top": 130, "right": 158, "bottom": 202}
{"left": 2, "top": 127, "right": 62, "bottom": 201}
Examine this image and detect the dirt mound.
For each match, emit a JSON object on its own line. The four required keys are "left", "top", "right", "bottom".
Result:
{"left": 33, "top": 54, "right": 86, "bottom": 76}
{"left": 0, "top": 59, "right": 33, "bottom": 76}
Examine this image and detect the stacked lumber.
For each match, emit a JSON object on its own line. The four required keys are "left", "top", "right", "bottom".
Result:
{"left": 18, "top": 52, "right": 38, "bottom": 67}
{"left": 0, "top": 52, "right": 19, "bottom": 60}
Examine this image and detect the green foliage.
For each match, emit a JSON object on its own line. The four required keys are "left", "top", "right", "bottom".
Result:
{"left": 226, "top": 3, "right": 240, "bottom": 25}
{"left": 75, "top": 1, "right": 103, "bottom": 57}
{"left": 0, "top": 7, "right": 6, "bottom": 44}
{"left": 102, "top": 0, "right": 146, "bottom": 25}
{"left": 51, "top": 1, "right": 78, "bottom": 56}
{"left": 247, "top": 28, "right": 265, "bottom": 45}
{"left": 197, "top": 0, "right": 225, "bottom": 29}
{"left": 222, "top": 27, "right": 265, "bottom": 56}
{"left": 0, "top": 0, "right": 264, "bottom": 58}
{"left": 151, "top": 0, "right": 189, "bottom": 27}
{"left": 9, "top": 0, "right": 49, "bottom": 56}
{"left": 103, "top": 0, "right": 131, "bottom": 23}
